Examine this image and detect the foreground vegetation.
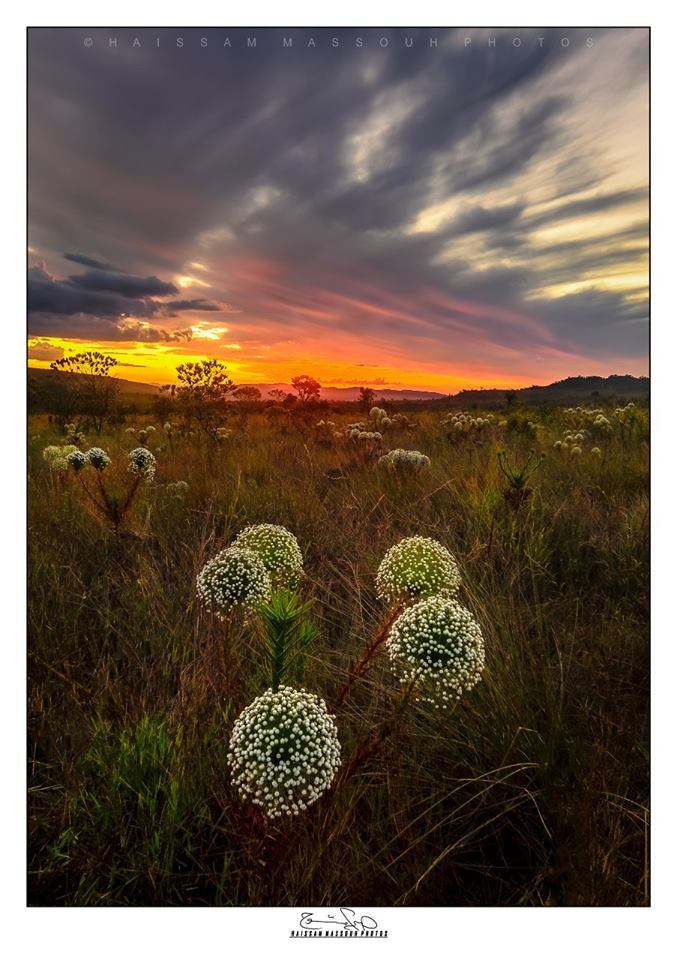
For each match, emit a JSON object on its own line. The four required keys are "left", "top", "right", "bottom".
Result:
{"left": 28, "top": 397, "right": 649, "bottom": 905}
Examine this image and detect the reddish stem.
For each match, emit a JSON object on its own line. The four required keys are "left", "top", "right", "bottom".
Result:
{"left": 333, "top": 603, "right": 404, "bottom": 711}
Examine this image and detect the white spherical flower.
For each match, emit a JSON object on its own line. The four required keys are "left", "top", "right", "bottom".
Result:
{"left": 232, "top": 524, "right": 304, "bottom": 588}
{"left": 228, "top": 686, "right": 341, "bottom": 818}
{"left": 376, "top": 536, "right": 461, "bottom": 603}
{"left": 128, "top": 447, "right": 156, "bottom": 481}
{"left": 166, "top": 480, "right": 189, "bottom": 497}
{"left": 67, "top": 450, "right": 88, "bottom": 472}
{"left": 85, "top": 447, "right": 111, "bottom": 471}
{"left": 378, "top": 449, "right": 430, "bottom": 473}
{"left": 570, "top": 445, "right": 582, "bottom": 457}
{"left": 196, "top": 546, "right": 271, "bottom": 616}
{"left": 387, "top": 597, "right": 485, "bottom": 707}
{"left": 43, "top": 444, "right": 78, "bottom": 472}
{"left": 591, "top": 447, "right": 602, "bottom": 457}
{"left": 42, "top": 445, "right": 62, "bottom": 463}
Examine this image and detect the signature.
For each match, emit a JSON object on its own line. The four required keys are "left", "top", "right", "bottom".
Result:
{"left": 299, "top": 908, "right": 378, "bottom": 931}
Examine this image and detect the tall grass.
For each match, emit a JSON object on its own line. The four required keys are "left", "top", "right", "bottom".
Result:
{"left": 28, "top": 403, "right": 649, "bottom": 905}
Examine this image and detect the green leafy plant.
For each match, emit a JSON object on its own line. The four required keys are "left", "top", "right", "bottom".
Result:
{"left": 256, "top": 589, "right": 318, "bottom": 690}
{"left": 497, "top": 448, "right": 545, "bottom": 509}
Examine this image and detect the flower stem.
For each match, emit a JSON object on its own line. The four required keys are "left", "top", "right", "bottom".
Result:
{"left": 334, "top": 679, "right": 417, "bottom": 788}
{"left": 333, "top": 602, "right": 403, "bottom": 711}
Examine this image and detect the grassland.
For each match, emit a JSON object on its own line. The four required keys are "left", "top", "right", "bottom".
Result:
{"left": 27, "top": 400, "right": 649, "bottom": 906}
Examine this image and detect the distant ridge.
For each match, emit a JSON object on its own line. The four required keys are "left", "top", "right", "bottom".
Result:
{"left": 27, "top": 368, "right": 649, "bottom": 405}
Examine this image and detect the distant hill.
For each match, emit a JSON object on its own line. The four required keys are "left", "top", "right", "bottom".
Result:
{"left": 28, "top": 367, "right": 161, "bottom": 395}
{"left": 242, "top": 383, "right": 448, "bottom": 401}
{"left": 27, "top": 367, "right": 649, "bottom": 408}
{"left": 446, "top": 375, "right": 650, "bottom": 408}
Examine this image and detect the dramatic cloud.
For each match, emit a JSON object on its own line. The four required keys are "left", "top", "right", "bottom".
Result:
{"left": 27, "top": 338, "right": 64, "bottom": 362}
{"left": 27, "top": 27, "right": 649, "bottom": 387}
{"left": 28, "top": 264, "right": 219, "bottom": 322}
{"left": 63, "top": 252, "right": 115, "bottom": 271}
{"left": 69, "top": 269, "right": 178, "bottom": 297}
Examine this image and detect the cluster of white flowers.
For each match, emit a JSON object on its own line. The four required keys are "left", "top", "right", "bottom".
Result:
{"left": 614, "top": 402, "right": 636, "bottom": 425}
{"left": 215, "top": 427, "right": 232, "bottom": 441}
{"left": 124, "top": 425, "right": 157, "bottom": 445}
{"left": 442, "top": 411, "right": 494, "bottom": 439}
{"left": 128, "top": 447, "right": 156, "bottom": 481}
{"left": 369, "top": 407, "right": 392, "bottom": 429}
{"left": 553, "top": 435, "right": 585, "bottom": 456}
{"left": 64, "top": 422, "right": 87, "bottom": 445}
{"left": 67, "top": 450, "right": 88, "bottom": 472}
{"left": 387, "top": 597, "right": 485, "bottom": 708}
{"left": 391, "top": 411, "right": 415, "bottom": 429}
{"left": 84, "top": 447, "right": 111, "bottom": 472}
{"left": 376, "top": 536, "right": 461, "bottom": 603}
{"left": 166, "top": 480, "right": 189, "bottom": 498}
{"left": 163, "top": 422, "right": 173, "bottom": 436}
{"left": 228, "top": 686, "right": 341, "bottom": 818}
{"left": 562, "top": 406, "right": 614, "bottom": 435}
{"left": 42, "top": 444, "right": 79, "bottom": 472}
{"left": 196, "top": 546, "right": 272, "bottom": 616}
{"left": 554, "top": 414, "right": 611, "bottom": 454}
{"left": 315, "top": 419, "right": 341, "bottom": 442}
{"left": 346, "top": 423, "right": 383, "bottom": 444}
{"left": 232, "top": 523, "right": 304, "bottom": 589}
{"left": 378, "top": 449, "right": 431, "bottom": 473}
{"left": 591, "top": 414, "right": 612, "bottom": 435}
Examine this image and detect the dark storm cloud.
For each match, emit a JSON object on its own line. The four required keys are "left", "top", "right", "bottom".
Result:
{"left": 27, "top": 27, "right": 649, "bottom": 372}
{"left": 63, "top": 252, "right": 115, "bottom": 270}
{"left": 28, "top": 264, "right": 218, "bottom": 321}
{"left": 69, "top": 268, "right": 178, "bottom": 297}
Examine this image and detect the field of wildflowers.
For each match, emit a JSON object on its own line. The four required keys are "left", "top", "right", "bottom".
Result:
{"left": 27, "top": 397, "right": 649, "bottom": 905}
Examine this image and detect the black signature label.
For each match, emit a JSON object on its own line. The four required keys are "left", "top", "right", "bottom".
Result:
{"left": 290, "top": 908, "right": 388, "bottom": 937}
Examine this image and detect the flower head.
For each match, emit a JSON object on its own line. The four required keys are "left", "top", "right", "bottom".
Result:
{"left": 166, "top": 480, "right": 189, "bottom": 497}
{"left": 66, "top": 450, "right": 88, "bottom": 472}
{"left": 228, "top": 686, "right": 341, "bottom": 818}
{"left": 376, "top": 536, "right": 461, "bottom": 603}
{"left": 196, "top": 546, "right": 271, "bottom": 616}
{"left": 42, "top": 444, "right": 78, "bottom": 472}
{"left": 378, "top": 449, "right": 430, "bottom": 473}
{"left": 387, "top": 596, "right": 485, "bottom": 707}
{"left": 128, "top": 447, "right": 156, "bottom": 481}
{"left": 85, "top": 447, "right": 111, "bottom": 472}
{"left": 232, "top": 523, "right": 304, "bottom": 588}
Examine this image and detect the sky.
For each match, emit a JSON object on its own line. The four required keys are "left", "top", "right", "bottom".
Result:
{"left": 27, "top": 27, "right": 649, "bottom": 392}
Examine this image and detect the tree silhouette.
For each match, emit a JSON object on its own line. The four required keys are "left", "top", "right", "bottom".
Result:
{"left": 358, "top": 386, "right": 376, "bottom": 412}
{"left": 267, "top": 388, "right": 285, "bottom": 402}
{"left": 291, "top": 375, "right": 321, "bottom": 404}
{"left": 50, "top": 351, "right": 119, "bottom": 433}
{"left": 162, "top": 359, "right": 234, "bottom": 439}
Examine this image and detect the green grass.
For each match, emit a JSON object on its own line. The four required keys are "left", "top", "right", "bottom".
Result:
{"left": 27, "top": 402, "right": 649, "bottom": 905}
